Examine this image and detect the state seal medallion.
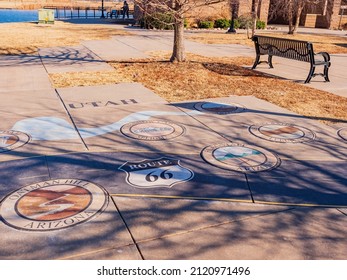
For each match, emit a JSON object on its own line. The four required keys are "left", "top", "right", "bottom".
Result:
{"left": 201, "top": 143, "right": 280, "bottom": 173}
{"left": 0, "top": 130, "right": 30, "bottom": 153}
{"left": 0, "top": 179, "right": 108, "bottom": 231}
{"left": 337, "top": 128, "right": 347, "bottom": 142}
{"left": 121, "top": 120, "right": 185, "bottom": 141}
{"left": 194, "top": 101, "right": 245, "bottom": 115}
{"left": 249, "top": 123, "right": 315, "bottom": 143}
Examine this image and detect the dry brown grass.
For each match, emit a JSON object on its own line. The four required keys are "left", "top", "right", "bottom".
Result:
{"left": 109, "top": 57, "right": 347, "bottom": 124}
{"left": 0, "top": 21, "right": 129, "bottom": 55}
{"left": 2, "top": 20, "right": 344, "bottom": 124}
{"left": 49, "top": 70, "right": 133, "bottom": 88}
{"left": 50, "top": 51, "right": 347, "bottom": 123}
{"left": 188, "top": 32, "right": 347, "bottom": 54}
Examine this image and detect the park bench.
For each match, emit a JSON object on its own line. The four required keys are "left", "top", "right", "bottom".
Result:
{"left": 106, "top": 10, "right": 118, "bottom": 19}
{"left": 251, "top": 35, "right": 331, "bottom": 83}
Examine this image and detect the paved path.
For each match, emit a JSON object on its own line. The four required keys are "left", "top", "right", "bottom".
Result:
{"left": 0, "top": 22, "right": 346, "bottom": 260}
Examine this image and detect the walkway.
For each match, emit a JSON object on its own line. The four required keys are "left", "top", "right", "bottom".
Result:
{"left": 0, "top": 22, "right": 346, "bottom": 260}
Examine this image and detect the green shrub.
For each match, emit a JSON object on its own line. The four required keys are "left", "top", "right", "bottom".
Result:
{"left": 198, "top": 20, "right": 214, "bottom": 29}
{"left": 233, "top": 15, "right": 266, "bottom": 30}
{"left": 238, "top": 14, "right": 252, "bottom": 29}
{"left": 140, "top": 13, "right": 174, "bottom": 30}
{"left": 214, "top": 18, "right": 230, "bottom": 29}
{"left": 256, "top": 20, "right": 266, "bottom": 29}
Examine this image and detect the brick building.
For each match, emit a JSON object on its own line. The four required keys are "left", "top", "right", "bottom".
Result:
{"left": 134, "top": 0, "right": 346, "bottom": 29}
{"left": 236, "top": 0, "right": 347, "bottom": 29}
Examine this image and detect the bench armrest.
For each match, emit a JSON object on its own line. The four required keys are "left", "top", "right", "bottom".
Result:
{"left": 315, "top": 52, "right": 330, "bottom": 62}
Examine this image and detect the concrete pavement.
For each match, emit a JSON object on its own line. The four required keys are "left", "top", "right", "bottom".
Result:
{"left": 0, "top": 22, "right": 346, "bottom": 260}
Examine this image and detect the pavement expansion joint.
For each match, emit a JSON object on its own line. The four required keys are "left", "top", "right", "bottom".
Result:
{"left": 111, "top": 194, "right": 347, "bottom": 208}
{"left": 337, "top": 209, "right": 347, "bottom": 217}
{"left": 111, "top": 196, "right": 145, "bottom": 260}
{"left": 57, "top": 243, "right": 136, "bottom": 260}
{"left": 132, "top": 207, "right": 295, "bottom": 246}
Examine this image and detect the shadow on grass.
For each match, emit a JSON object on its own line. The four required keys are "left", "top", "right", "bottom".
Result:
{"left": 203, "top": 62, "right": 269, "bottom": 77}
{"left": 335, "top": 43, "right": 347, "bottom": 49}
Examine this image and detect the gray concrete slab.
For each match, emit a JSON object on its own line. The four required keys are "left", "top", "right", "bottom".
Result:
{"left": 251, "top": 57, "right": 318, "bottom": 82}
{"left": 0, "top": 54, "right": 42, "bottom": 67}
{"left": 83, "top": 39, "right": 149, "bottom": 61}
{"left": 128, "top": 29, "right": 255, "bottom": 57}
{"left": 173, "top": 95, "right": 300, "bottom": 121}
{"left": 65, "top": 102, "right": 227, "bottom": 153}
{"left": 63, "top": 244, "right": 142, "bottom": 260}
{"left": 0, "top": 187, "right": 137, "bottom": 260}
{"left": 136, "top": 205, "right": 347, "bottom": 259}
{"left": 0, "top": 64, "right": 52, "bottom": 92}
{"left": 46, "top": 151, "right": 251, "bottom": 202}
{"left": 83, "top": 33, "right": 255, "bottom": 61}
{"left": 0, "top": 110, "right": 85, "bottom": 161}
{"left": 251, "top": 55, "right": 347, "bottom": 98}
{"left": 247, "top": 160, "right": 347, "bottom": 206}
{"left": 57, "top": 83, "right": 167, "bottom": 108}
{"left": 112, "top": 35, "right": 172, "bottom": 53}
{"left": 172, "top": 96, "right": 347, "bottom": 162}
{"left": 0, "top": 89, "right": 63, "bottom": 114}
{"left": 185, "top": 40, "right": 255, "bottom": 58}
{"left": 113, "top": 197, "right": 289, "bottom": 242}
{"left": 39, "top": 45, "right": 113, "bottom": 73}
{"left": 114, "top": 34, "right": 255, "bottom": 58}
{"left": 0, "top": 157, "right": 50, "bottom": 200}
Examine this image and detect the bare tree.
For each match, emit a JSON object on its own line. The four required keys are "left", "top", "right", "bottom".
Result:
{"left": 228, "top": 0, "right": 261, "bottom": 37}
{"left": 269, "top": 0, "right": 321, "bottom": 34}
{"left": 135, "top": 0, "right": 225, "bottom": 62}
{"left": 227, "top": 0, "right": 239, "bottom": 33}
{"left": 251, "top": 0, "right": 261, "bottom": 37}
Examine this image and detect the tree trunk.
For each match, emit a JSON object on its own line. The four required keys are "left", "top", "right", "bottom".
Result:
{"left": 170, "top": 16, "right": 185, "bottom": 62}
{"left": 252, "top": 0, "right": 259, "bottom": 37}
{"left": 293, "top": 1, "right": 305, "bottom": 34}
{"left": 288, "top": 0, "right": 295, "bottom": 34}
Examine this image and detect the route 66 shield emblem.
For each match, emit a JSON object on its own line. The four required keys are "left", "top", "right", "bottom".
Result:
{"left": 119, "top": 158, "right": 194, "bottom": 188}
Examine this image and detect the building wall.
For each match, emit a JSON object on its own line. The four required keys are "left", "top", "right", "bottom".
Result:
{"left": 259, "top": 0, "right": 270, "bottom": 22}
{"left": 229, "top": 0, "right": 270, "bottom": 23}
{"left": 133, "top": 0, "right": 344, "bottom": 29}
{"left": 329, "top": 0, "right": 343, "bottom": 28}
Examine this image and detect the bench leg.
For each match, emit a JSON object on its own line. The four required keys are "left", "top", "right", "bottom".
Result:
{"left": 268, "top": 55, "right": 274, "bottom": 68}
{"left": 305, "top": 65, "right": 315, "bottom": 83}
{"left": 252, "top": 54, "right": 260, "bottom": 69}
{"left": 323, "top": 65, "right": 330, "bottom": 82}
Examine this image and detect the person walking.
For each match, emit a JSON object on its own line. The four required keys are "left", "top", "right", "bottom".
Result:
{"left": 122, "top": 1, "right": 129, "bottom": 19}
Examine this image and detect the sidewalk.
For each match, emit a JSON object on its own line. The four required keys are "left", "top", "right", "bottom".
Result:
{"left": 0, "top": 22, "right": 346, "bottom": 260}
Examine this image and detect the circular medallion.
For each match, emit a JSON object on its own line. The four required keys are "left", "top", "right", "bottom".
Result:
{"left": 249, "top": 123, "right": 315, "bottom": 143}
{"left": 201, "top": 143, "right": 280, "bottom": 173}
{"left": 0, "top": 179, "right": 108, "bottom": 231}
{"left": 121, "top": 120, "right": 185, "bottom": 141}
{"left": 0, "top": 130, "right": 30, "bottom": 153}
{"left": 194, "top": 101, "right": 245, "bottom": 115}
{"left": 337, "top": 128, "right": 347, "bottom": 142}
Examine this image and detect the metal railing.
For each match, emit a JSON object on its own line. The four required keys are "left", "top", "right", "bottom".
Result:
{"left": 43, "top": 6, "right": 134, "bottom": 20}
{"left": 43, "top": 6, "right": 108, "bottom": 19}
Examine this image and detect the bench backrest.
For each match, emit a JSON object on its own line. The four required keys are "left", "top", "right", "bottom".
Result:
{"left": 252, "top": 35, "right": 314, "bottom": 63}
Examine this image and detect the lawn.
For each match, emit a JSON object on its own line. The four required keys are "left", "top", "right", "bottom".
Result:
{"left": 0, "top": 21, "right": 129, "bottom": 55}
{"left": 1, "top": 21, "right": 346, "bottom": 124}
